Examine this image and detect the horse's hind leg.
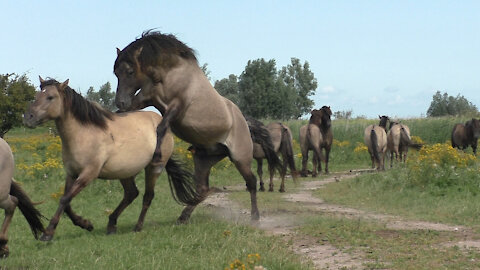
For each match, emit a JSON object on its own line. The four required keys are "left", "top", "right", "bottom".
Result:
{"left": 177, "top": 151, "right": 224, "bottom": 224}
{"left": 256, "top": 159, "right": 265, "bottom": 191}
{"left": 300, "top": 149, "right": 309, "bottom": 177}
{"left": 134, "top": 165, "right": 160, "bottom": 232}
{"left": 278, "top": 156, "right": 288, "bottom": 192}
{"left": 0, "top": 196, "right": 17, "bottom": 258}
{"left": 107, "top": 177, "right": 139, "bottom": 234}
{"left": 234, "top": 161, "right": 259, "bottom": 220}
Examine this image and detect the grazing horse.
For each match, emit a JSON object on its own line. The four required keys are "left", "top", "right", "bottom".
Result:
{"left": 299, "top": 106, "right": 332, "bottom": 176}
{"left": 251, "top": 120, "right": 297, "bottom": 192}
{"left": 364, "top": 115, "right": 389, "bottom": 170}
{"left": 387, "top": 121, "right": 422, "bottom": 167}
{"left": 23, "top": 77, "right": 199, "bottom": 241}
{"left": 114, "top": 31, "right": 260, "bottom": 222}
{"left": 0, "top": 138, "right": 44, "bottom": 258}
{"left": 451, "top": 118, "right": 480, "bottom": 155}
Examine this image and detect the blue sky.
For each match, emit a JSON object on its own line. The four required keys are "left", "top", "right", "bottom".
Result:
{"left": 1, "top": 1, "right": 479, "bottom": 118}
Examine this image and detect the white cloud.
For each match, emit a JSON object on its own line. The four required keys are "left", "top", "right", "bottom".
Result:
{"left": 320, "top": 85, "right": 336, "bottom": 93}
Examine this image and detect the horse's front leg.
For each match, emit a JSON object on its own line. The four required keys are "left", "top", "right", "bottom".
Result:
{"left": 41, "top": 169, "right": 98, "bottom": 241}
{"left": 152, "top": 100, "right": 181, "bottom": 170}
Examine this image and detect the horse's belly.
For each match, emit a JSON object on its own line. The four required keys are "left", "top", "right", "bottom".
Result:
{"left": 98, "top": 155, "right": 152, "bottom": 179}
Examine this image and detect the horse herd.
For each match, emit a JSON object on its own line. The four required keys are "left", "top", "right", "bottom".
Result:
{"left": 1, "top": 31, "right": 479, "bottom": 258}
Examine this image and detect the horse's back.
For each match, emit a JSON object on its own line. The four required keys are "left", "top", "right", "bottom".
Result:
{"left": 0, "top": 138, "right": 14, "bottom": 200}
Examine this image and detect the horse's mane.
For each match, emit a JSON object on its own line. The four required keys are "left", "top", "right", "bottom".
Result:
{"left": 115, "top": 30, "right": 198, "bottom": 71}
{"left": 40, "top": 79, "right": 114, "bottom": 129}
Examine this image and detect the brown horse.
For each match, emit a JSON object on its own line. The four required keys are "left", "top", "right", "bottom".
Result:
{"left": 0, "top": 138, "right": 44, "bottom": 258}
{"left": 387, "top": 121, "right": 422, "bottom": 167}
{"left": 23, "top": 77, "right": 199, "bottom": 241}
{"left": 364, "top": 115, "right": 389, "bottom": 170}
{"left": 114, "top": 31, "right": 260, "bottom": 222}
{"left": 300, "top": 106, "right": 332, "bottom": 176}
{"left": 451, "top": 118, "right": 480, "bottom": 155}
{"left": 251, "top": 120, "right": 297, "bottom": 192}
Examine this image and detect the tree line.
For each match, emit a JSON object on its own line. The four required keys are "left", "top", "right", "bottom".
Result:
{"left": 1, "top": 66, "right": 478, "bottom": 137}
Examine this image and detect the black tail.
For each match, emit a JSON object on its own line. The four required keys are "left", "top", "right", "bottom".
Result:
{"left": 247, "top": 118, "right": 283, "bottom": 175}
{"left": 9, "top": 182, "right": 45, "bottom": 239}
{"left": 400, "top": 128, "right": 422, "bottom": 150}
{"left": 279, "top": 125, "right": 298, "bottom": 178}
{"left": 165, "top": 157, "right": 202, "bottom": 206}
{"left": 370, "top": 129, "right": 381, "bottom": 165}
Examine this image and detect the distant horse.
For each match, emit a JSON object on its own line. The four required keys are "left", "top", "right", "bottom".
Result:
{"left": 23, "top": 77, "right": 199, "bottom": 241}
{"left": 114, "top": 31, "right": 260, "bottom": 222}
{"left": 387, "top": 121, "right": 422, "bottom": 167}
{"left": 0, "top": 138, "right": 44, "bottom": 258}
{"left": 299, "top": 106, "right": 332, "bottom": 176}
{"left": 451, "top": 118, "right": 480, "bottom": 155}
{"left": 250, "top": 119, "right": 297, "bottom": 192}
{"left": 364, "top": 116, "right": 389, "bottom": 170}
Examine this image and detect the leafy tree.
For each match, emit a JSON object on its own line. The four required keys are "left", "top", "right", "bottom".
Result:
{"left": 200, "top": 63, "right": 211, "bottom": 82}
{"left": 86, "top": 82, "right": 116, "bottom": 111}
{"left": 214, "top": 74, "right": 240, "bottom": 105}
{"left": 0, "top": 73, "right": 36, "bottom": 137}
{"left": 333, "top": 110, "right": 353, "bottom": 120}
{"left": 427, "top": 91, "right": 478, "bottom": 117}
{"left": 279, "top": 58, "right": 317, "bottom": 118}
{"left": 238, "top": 58, "right": 278, "bottom": 118}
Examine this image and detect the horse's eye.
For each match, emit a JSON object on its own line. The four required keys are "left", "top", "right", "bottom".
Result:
{"left": 127, "top": 70, "right": 134, "bottom": 76}
{"left": 47, "top": 96, "right": 54, "bottom": 101}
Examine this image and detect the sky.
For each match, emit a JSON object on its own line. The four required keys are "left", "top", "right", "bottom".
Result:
{"left": 1, "top": 1, "right": 479, "bottom": 119}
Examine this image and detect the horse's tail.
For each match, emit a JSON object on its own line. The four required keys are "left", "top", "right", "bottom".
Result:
{"left": 249, "top": 123, "right": 283, "bottom": 175}
{"left": 370, "top": 129, "right": 381, "bottom": 165}
{"left": 279, "top": 125, "right": 298, "bottom": 178}
{"left": 307, "top": 124, "right": 325, "bottom": 162}
{"left": 9, "top": 181, "right": 45, "bottom": 239}
{"left": 400, "top": 127, "right": 422, "bottom": 150}
{"left": 165, "top": 157, "right": 202, "bottom": 206}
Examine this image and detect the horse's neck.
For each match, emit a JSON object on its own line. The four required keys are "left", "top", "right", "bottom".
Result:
{"left": 54, "top": 114, "right": 83, "bottom": 148}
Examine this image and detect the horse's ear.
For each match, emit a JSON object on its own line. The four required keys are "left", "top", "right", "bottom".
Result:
{"left": 39, "top": 76, "right": 45, "bottom": 84}
{"left": 59, "top": 79, "right": 69, "bottom": 90}
{"left": 378, "top": 115, "right": 381, "bottom": 119}
{"left": 116, "top": 48, "right": 121, "bottom": 55}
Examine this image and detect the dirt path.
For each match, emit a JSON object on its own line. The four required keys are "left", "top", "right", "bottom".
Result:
{"left": 202, "top": 170, "right": 479, "bottom": 269}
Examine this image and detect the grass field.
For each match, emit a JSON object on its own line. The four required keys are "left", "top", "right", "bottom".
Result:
{"left": 1, "top": 115, "right": 479, "bottom": 269}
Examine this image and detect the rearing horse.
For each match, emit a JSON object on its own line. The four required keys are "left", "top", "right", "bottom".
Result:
{"left": 114, "top": 31, "right": 260, "bottom": 222}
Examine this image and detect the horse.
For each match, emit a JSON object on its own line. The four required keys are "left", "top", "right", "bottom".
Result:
{"left": 364, "top": 115, "right": 389, "bottom": 170}
{"left": 114, "top": 31, "right": 260, "bottom": 222}
{"left": 0, "top": 138, "right": 44, "bottom": 258}
{"left": 299, "top": 106, "right": 332, "bottom": 176}
{"left": 451, "top": 118, "right": 480, "bottom": 155}
{"left": 387, "top": 121, "right": 422, "bottom": 167}
{"left": 250, "top": 119, "right": 297, "bottom": 192}
{"left": 23, "top": 77, "right": 199, "bottom": 241}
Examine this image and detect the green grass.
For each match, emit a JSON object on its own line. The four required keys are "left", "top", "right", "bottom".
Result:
{"left": 2, "top": 115, "right": 479, "bottom": 269}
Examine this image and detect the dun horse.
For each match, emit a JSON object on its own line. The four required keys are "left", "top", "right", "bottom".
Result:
{"left": 250, "top": 118, "right": 297, "bottom": 192}
{"left": 0, "top": 138, "right": 44, "bottom": 258}
{"left": 387, "top": 121, "right": 422, "bottom": 167}
{"left": 364, "top": 115, "right": 389, "bottom": 170}
{"left": 451, "top": 118, "right": 480, "bottom": 155}
{"left": 299, "top": 106, "right": 332, "bottom": 176}
{"left": 23, "top": 77, "right": 199, "bottom": 241}
{"left": 114, "top": 31, "right": 260, "bottom": 222}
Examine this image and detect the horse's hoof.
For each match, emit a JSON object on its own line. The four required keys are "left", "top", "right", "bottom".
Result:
{"left": 86, "top": 222, "right": 94, "bottom": 231}
{"left": 251, "top": 212, "right": 260, "bottom": 221}
{"left": 133, "top": 224, "right": 143, "bottom": 232}
{"left": 279, "top": 189, "right": 285, "bottom": 193}
{"left": 259, "top": 187, "right": 265, "bottom": 192}
{"left": 106, "top": 227, "right": 117, "bottom": 235}
{"left": 40, "top": 234, "right": 53, "bottom": 242}
{"left": 176, "top": 216, "right": 190, "bottom": 225}
{"left": 0, "top": 246, "right": 9, "bottom": 259}
{"left": 268, "top": 188, "right": 274, "bottom": 192}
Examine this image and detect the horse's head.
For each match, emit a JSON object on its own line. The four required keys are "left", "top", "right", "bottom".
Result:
{"left": 389, "top": 120, "right": 400, "bottom": 130}
{"left": 310, "top": 106, "right": 332, "bottom": 129}
{"left": 378, "top": 115, "right": 390, "bottom": 129}
{"left": 114, "top": 47, "right": 146, "bottom": 111}
{"left": 467, "top": 118, "right": 480, "bottom": 138}
{"left": 23, "top": 76, "right": 67, "bottom": 128}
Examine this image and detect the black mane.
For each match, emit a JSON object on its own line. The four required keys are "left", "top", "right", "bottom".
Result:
{"left": 115, "top": 30, "right": 198, "bottom": 71}
{"left": 40, "top": 79, "right": 113, "bottom": 129}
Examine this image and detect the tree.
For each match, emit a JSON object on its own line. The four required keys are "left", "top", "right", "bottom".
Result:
{"left": 427, "top": 91, "right": 478, "bottom": 117}
{"left": 86, "top": 82, "right": 116, "bottom": 111}
{"left": 0, "top": 73, "right": 36, "bottom": 137}
{"left": 279, "top": 58, "right": 317, "bottom": 118}
{"left": 214, "top": 74, "right": 240, "bottom": 105}
{"left": 200, "top": 63, "right": 211, "bottom": 83}
{"left": 238, "top": 58, "right": 279, "bottom": 118}
{"left": 333, "top": 110, "right": 353, "bottom": 120}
